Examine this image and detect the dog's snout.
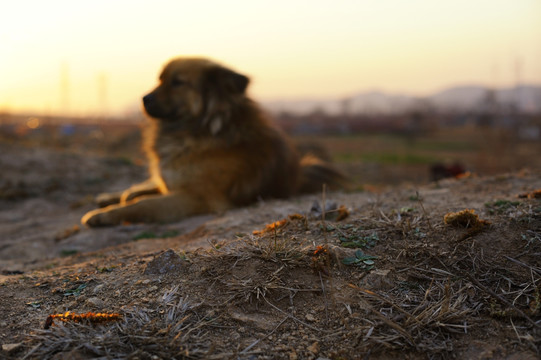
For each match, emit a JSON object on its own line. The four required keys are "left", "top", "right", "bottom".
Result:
{"left": 143, "top": 93, "right": 154, "bottom": 107}
{"left": 143, "top": 92, "right": 168, "bottom": 118}
{"left": 143, "top": 93, "right": 160, "bottom": 116}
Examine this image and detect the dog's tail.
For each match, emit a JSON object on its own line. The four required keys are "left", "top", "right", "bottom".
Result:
{"left": 297, "top": 154, "right": 350, "bottom": 194}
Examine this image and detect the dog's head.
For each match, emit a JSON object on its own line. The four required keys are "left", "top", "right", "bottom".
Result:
{"left": 143, "top": 57, "right": 249, "bottom": 135}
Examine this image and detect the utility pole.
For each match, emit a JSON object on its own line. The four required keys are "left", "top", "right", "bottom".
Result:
{"left": 60, "top": 62, "right": 70, "bottom": 116}
{"left": 513, "top": 56, "right": 522, "bottom": 113}
{"left": 98, "top": 72, "right": 109, "bottom": 118}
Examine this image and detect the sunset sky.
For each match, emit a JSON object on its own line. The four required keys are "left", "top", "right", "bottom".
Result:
{"left": 1, "top": 0, "right": 540, "bottom": 117}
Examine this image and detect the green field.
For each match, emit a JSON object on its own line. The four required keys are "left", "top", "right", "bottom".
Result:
{"left": 2, "top": 117, "right": 539, "bottom": 188}
{"left": 295, "top": 127, "right": 541, "bottom": 187}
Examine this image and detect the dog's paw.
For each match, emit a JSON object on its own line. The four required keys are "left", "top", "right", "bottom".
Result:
{"left": 81, "top": 209, "right": 118, "bottom": 227}
{"left": 95, "top": 192, "right": 122, "bottom": 208}
{"left": 120, "top": 191, "right": 139, "bottom": 203}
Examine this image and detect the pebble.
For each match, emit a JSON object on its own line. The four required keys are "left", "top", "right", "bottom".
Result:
{"left": 86, "top": 297, "right": 104, "bottom": 308}
{"left": 144, "top": 249, "right": 185, "bottom": 275}
{"left": 305, "top": 313, "right": 316, "bottom": 322}
{"left": 307, "top": 341, "right": 319, "bottom": 354}
{"left": 2, "top": 343, "right": 22, "bottom": 353}
{"left": 93, "top": 284, "right": 104, "bottom": 294}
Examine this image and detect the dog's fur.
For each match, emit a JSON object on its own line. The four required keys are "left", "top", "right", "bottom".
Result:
{"left": 82, "top": 57, "right": 347, "bottom": 226}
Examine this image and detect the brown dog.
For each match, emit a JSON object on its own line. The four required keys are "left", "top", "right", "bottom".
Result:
{"left": 82, "top": 57, "right": 347, "bottom": 226}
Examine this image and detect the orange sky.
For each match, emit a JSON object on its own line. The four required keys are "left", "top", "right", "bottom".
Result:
{"left": 1, "top": 0, "right": 540, "bottom": 117}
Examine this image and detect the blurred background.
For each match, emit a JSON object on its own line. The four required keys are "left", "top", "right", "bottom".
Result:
{"left": 1, "top": 0, "right": 540, "bottom": 187}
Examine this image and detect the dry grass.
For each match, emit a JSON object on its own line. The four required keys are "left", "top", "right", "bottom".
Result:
{"left": 2, "top": 172, "right": 541, "bottom": 359}
{"left": 29, "top": 286, "right": 212, "bottom": 359}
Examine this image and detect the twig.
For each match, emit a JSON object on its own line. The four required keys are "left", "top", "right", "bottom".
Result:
{"left": 405, "top": 266, "right": 454, "bottom": 278}
{"left": 504, "top": 256, "right": 541, "bottom": 276}
{"left": 240, "top": 316, "right": 288, "bottom": 354}
{"left": 366, "top": 306, "right": 415, "bottom": 345}
{"left": 379, "top": 210, "right": 392, "bottom": 223}
{"left": 460, "top": 270, "right": 540, "bottom": 328}
{"left": 510, "top": 318, "right": 521, "bottom": 342}
{"left": 21, "top": 343, "right": 42, "bottom": 360}
{"left": 319, "top": 271, "right": 329, "bottom": 323}
{"left": 322, "top": 183, "right": 326, "bottom": 221}
{"left": 273, "top": 286, "right": 322, "bottom": 292}
{"left": 348, "top": 284, "right": 421, "bottom": 326}
{"left": 321, "top": 183, "right": 328, "bottom": 243}
{"left": 320, "top": 183, "right": 336, "bottom": 326}
{"left": 416, "top": 191, "right": 433, "bottom": 231}
{"left": 430, "top": 268, "right": 456, "bottom": 277}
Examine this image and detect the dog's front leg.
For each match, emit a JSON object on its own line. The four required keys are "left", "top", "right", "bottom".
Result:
{"left": 120, "top": 179, "right": 161, "bottom": 203}
{"left": 81, "top": 192, "right": 227, "bottom": 227}
{"left": 94, "top": 179, "right": 160, "bottom": 208}
{"left": 95, "top": 191, "right": 124, "bottom": 208}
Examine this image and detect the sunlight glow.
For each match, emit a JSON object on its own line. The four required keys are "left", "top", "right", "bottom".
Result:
{"left": 1, "top": 0, "right": 540, "bottom": 116}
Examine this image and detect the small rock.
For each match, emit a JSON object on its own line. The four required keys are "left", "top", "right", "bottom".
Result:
{"left": 86, "top": 297, "right": 104, "bottom": 308}
{"left": 310, "top": 201, "right": 336, "bottom": 218}
{"left": 93, "top": 284, "right": 104, "bottom": 294}
{"left": 305, "top": 313, "right": 316, "bottom": 322}
{"left": 310, "top": 201, "right": 348, "bottom": 221}
{"left": 307, "top": 341, "right": 319, "bottom": 355}
{"left": 360, "top": 271, "right": 394, "bottom": 290}
{"left": 327, "top": 245, "right": 358, "bottom": 267}
{"left": 143, "top": 249, "right": 185, "bottom": 275}
{"left": 2, "top": 343, "right": 22, "bottom": 353}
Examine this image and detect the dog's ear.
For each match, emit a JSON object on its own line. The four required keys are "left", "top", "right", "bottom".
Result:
{"left": 201, "top": 65, "right": 249, "bottom": 135}
{"left": 206, "top": 66, "right": 249, "bottom": 95}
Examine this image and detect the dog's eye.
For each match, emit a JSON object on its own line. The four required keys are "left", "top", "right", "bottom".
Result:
{"left": 172, "top": 78, "right": 187, "bottom": 87}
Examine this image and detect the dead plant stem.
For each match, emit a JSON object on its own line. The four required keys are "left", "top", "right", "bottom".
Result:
{"left": 319, "top": 271, "right": 330, "bottom": 323}
{"left": 459, "top": 269, "right": 540, "bottom": 328}
{"left": 504, "top": 256, "right": 541, "bottom": 276}
{"left": 416, "top": 191, "right": 433, "bottom": 231}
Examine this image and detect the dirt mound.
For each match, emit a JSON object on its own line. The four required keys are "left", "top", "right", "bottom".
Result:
{"left": 0, "top": 144, "right": 540, "bottom": 359}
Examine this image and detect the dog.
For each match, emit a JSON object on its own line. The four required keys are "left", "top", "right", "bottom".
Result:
{"left": 82, "top": 57, "right": 348, "bottom": 226}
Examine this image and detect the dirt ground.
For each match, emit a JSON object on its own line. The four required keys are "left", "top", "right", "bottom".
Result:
{"left": 0, "top": 139, "right": 540, "bottom": 359}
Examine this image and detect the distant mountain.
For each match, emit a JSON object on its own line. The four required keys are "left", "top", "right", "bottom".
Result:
{"left": 428, "top": 86, "right": 489, "bottom": 110}
{"left": 262, "top": 85, "right": 541, "bottom": 115}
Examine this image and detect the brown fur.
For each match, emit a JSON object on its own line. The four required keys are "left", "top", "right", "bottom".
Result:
{"left": 82, "top": 57, "right": 347, "bottom": 226}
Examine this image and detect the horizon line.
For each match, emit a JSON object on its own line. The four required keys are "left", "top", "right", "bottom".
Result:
{"left": 1, "top": 82, "right": 539, "bottom": 119}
